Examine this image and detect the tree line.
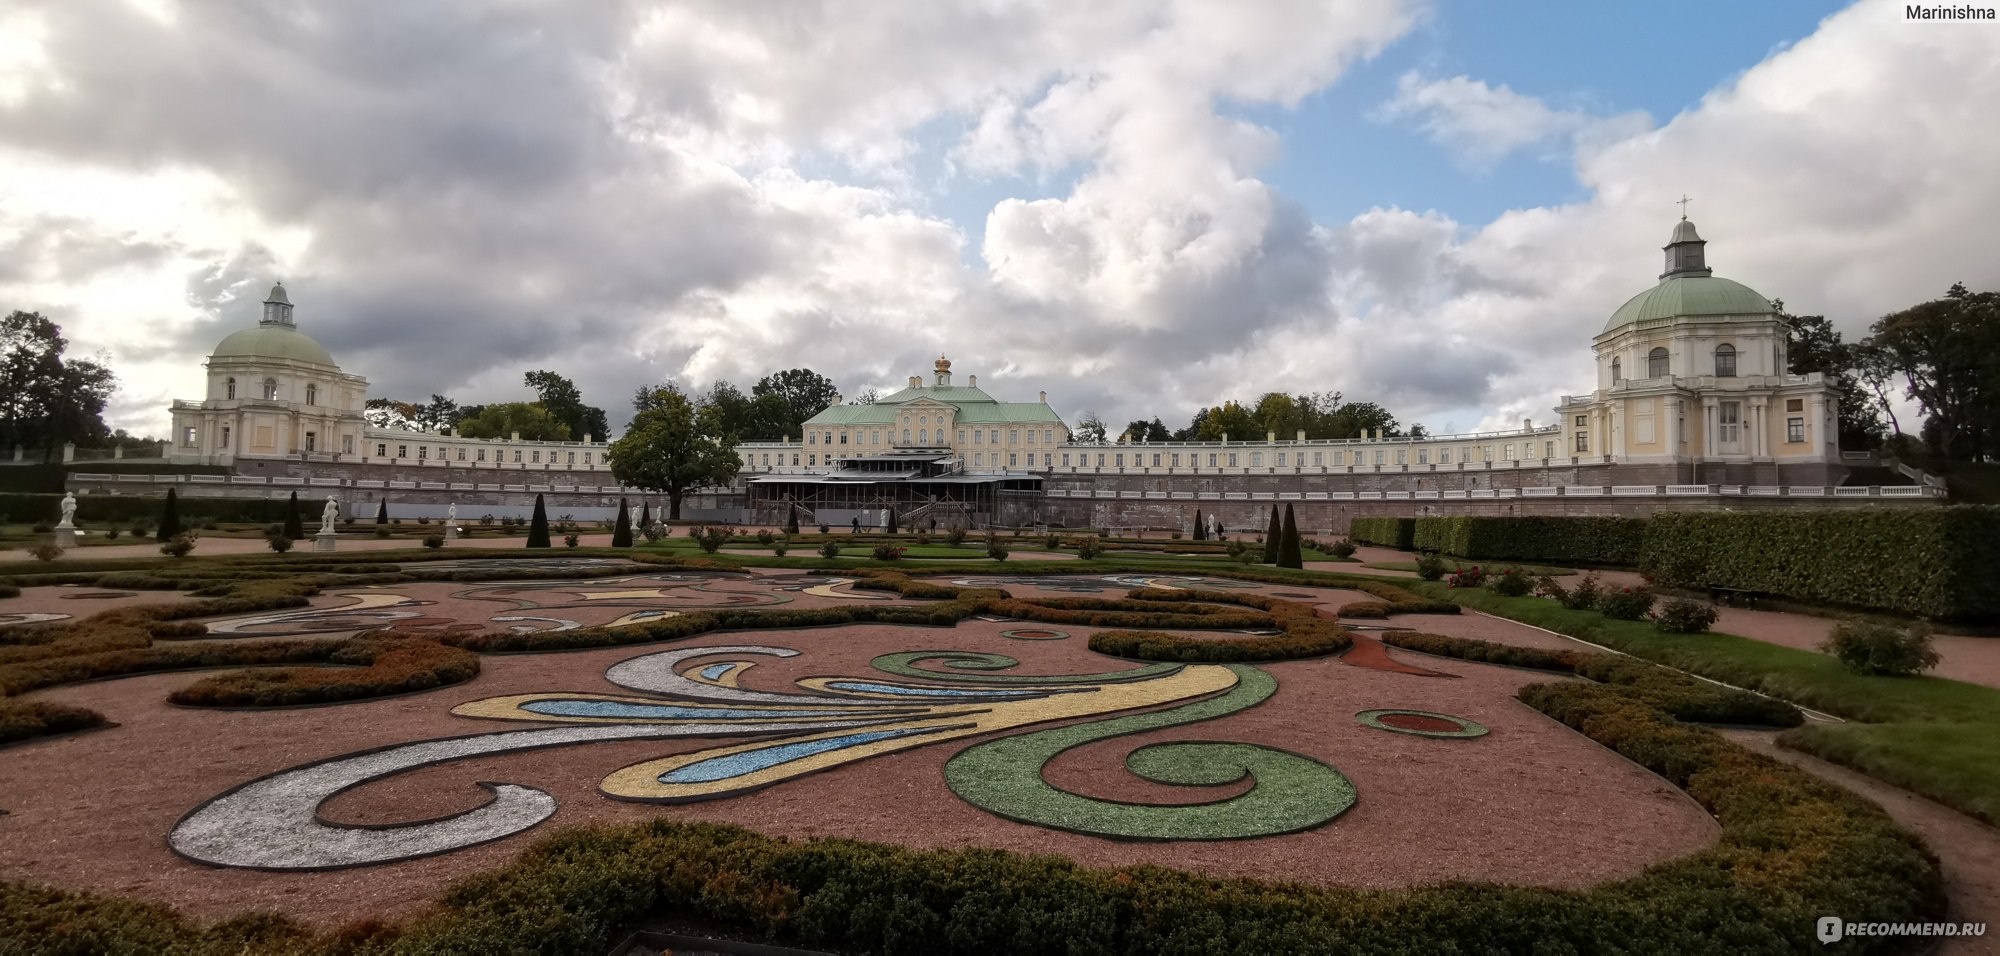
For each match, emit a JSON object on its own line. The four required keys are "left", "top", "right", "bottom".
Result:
{"left": 1072, "top": 392, "right": 1420, "bottom": 446}
{"left": 1, "top": 311, "right": 119, "bottom": 461}
{"left": 1783, "top": 283, "right": 2000, "bottom": 463}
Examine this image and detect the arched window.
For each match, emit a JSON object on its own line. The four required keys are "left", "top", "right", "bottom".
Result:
{"left": 1610, "top": 358, "right": 1621, "bottom": 384}
{"left": 262, "top": 378, "right": 278, "bottom": 400}
{"left": 225, "top": 377, "right": 236, "bottom": 399}
{"left": 1647, "top": 348, "right": 1669, "bottom": 379}
{"left": 1714, "top": 343, "right": 1737, "bottom": 377}
{"left": 902, "top": 428, "right": 911, "bottom": 444}
{"left": 918, "top": 429, "right": 928, "bottom": 444}
{"left": 305, "top": 383, "right": 318, "bottom": 405}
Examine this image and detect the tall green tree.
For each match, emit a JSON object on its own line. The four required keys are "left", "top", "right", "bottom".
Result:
{"left": 1781, "top": 307, "right": 1886, "bottom": 449}
{"left": 1262, "top": 507, "right": 1282, "bottom": 563}
{"left": 282, "top": 491, "right": 305, "bottom": 540}
{"left": 0, "top": 311, "right": 116, "bottom": 460}
{"left": 610, "top": 389, "right": 741, "bottom": 520}
{"left": 1074, "top": 412, "right": 1108, "bottom": 444}
{"left": 611, "top": 499, "right": 633, "bottom": 548}
{"left": 1277, "top": 504, "right": 1303, "bottom": 569}
{"left": 1865, "top": 284, "right": 2000, "bottom": 461}
{"left": 526, "top": 369, "right": 609, "bottom": 441}
{"left": 1194, "top": 402, "right": 1259, "bottom": 441}
{"left": 752, "top": 368, "right": 840, "bottom": 438}
{"left": 1121, "top": 418, "right": 1171, "bottom": 442}
{"left": 456, "top": 402, "right": 569, "bottom": 441}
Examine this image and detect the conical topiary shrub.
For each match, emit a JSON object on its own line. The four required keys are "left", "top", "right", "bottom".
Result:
{"left": 1193, "top": 508, "right": 1205, "bottom": 541}
{"left": 376, "top": 499, "right": 390, "bottom": 524}
{"left": 611, "top": 498, "right": 633, "bottom": 548}
{"left": 1263, "top": 506, "right": 1282, "bottom": 564}
{"left": 1277, "top": 503, "right": 1304, "bottom": 569}
{"left": 526, "top": 494, "right": 551, "bottom": 549}
{"left": 283, "top": 491, "right": 305, "bottom": 540}
{"left": 885, "top": 508, "right": 898, "bottom": 534}
{"left": 157, "top": 488, "right": 181, "bottom": 542}
{"left": 638, "top": 500, "right": 651, "bottom": 534}
{"left": 784, "top": 507, "right": 799, "bottom": 535}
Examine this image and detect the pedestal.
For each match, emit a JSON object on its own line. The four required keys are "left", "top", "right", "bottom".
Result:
{"left": 54, "top": 526, "right": 77, "bottom": 548}
{"left": 315, "top": 531, "right": 338, "bottom": 552}
{"left": 445, "top": 525, "right": 459, "bottom": 541}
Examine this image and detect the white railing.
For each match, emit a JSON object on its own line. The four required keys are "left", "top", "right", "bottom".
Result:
{"left": 1665, "top": 484, "right": 1708, "bottom": 495}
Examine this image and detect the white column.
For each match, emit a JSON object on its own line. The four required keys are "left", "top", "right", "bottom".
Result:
{"left": 1665, "top": 397, "right": 1680, "bottom": 458}
{"left": 1702, "top": 399, "right": 1718, "bottom": 459}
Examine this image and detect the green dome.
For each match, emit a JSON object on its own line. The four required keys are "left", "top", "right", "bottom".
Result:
{"left": 1600, "top": 274, "right": 1772, "bottom": 335}
{"left": 210, "top": 325, "right": 337, "bottom": 366}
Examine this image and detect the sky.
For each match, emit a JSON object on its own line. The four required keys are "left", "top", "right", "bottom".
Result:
{"left": 2, "top": 0, "right": 1996, "bottom": 440}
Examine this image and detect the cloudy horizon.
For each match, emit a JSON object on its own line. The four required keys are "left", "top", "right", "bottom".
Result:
{"left": 2, "top": 0, "right": 1995, "bottom": 440}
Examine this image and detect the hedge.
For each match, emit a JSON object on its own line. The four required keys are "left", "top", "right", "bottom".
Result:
{"left": 1382, "top": 632, "right": 1802, "bottom": 727}
{"left": 1639, "top": 507, "right": 2000, "bottom": 622}
{"left": 1346, "top": 516, "right": 1414, "bottom": 549}
{"left": 1089, "top": 589, "right": 1352, "bottom": 662}
{"left": 1410, "top": 515, "right": 1647, "bottom": 565}
{"left": 167, "top": 634, "right": 479, "bottom": 707}
{"left": 0, "top": 492, "right": 311, "bottom": 526}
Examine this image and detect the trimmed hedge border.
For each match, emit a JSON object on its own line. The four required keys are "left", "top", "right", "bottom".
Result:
{"left": 165, "top": 636, "right": 479, "bottom": 708}
{"left": 0, "top": 699, "right": 108, "bottom": 745}
{"left": 1381, "top": 632, "right": 1803, "bottom": 727}
{"left": 1641, "top": 507, "right": 2000, "bottom": 622}
{"left": 1346, "top": 516, "right": 1414, "bottom": 550}
{"left": 1411, "top": 515, "right": 1647, "bottom": 566}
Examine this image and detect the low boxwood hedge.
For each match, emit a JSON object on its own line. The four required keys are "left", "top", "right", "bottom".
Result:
{"left": 0, "top": 699, "right": 107, "bottom": 745}
{"left": 165, "top": 634, "right": 479, "bottom": 708}
{"left": 1090, "top": 589, "right": 1351, "bottom": 662}
{"left": 1640, "top": 507, "right": 2000, "bottom": 622}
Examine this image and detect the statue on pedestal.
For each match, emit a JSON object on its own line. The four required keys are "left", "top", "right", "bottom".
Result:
{"left": 320, "top": 497, "right": 339, "bottom": 534}
{"left": 57, "top": 492, "right": 77, "bottom": 529}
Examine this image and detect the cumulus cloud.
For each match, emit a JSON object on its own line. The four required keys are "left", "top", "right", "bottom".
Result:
{"left": 1377, "top": 72, "right": 1652, "bottom": 168}
{"left": 0, "top": 0, "right": 1994, "bottom": 445}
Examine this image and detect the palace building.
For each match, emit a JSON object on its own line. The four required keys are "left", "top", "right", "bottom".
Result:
{"left": 119, "top": 218, "right": 1930, "bottom": 528}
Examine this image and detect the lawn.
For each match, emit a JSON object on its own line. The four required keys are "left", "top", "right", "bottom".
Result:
{"left": 1418, "top": 581, "right": 2000, "bottom": 824}
{"left": 1362, "top": 560, "right": 1574, "bottom": 576}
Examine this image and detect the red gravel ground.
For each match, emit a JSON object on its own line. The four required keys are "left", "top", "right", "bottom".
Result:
{"left": 0, "top": 616, "right": 1717, "bottom": 928}
{"left": 1, "top": 585, "right": 198, "bottom": 621}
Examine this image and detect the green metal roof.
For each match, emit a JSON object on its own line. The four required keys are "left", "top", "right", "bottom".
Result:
{"left": 210, "top": 324, "right": 337, "bottom": 366}
{"left": 1600, "top": 274, "right": 1772, "bottom": 336}
{"left": 803, "top": 384, "right": 1064, "bottom": 429}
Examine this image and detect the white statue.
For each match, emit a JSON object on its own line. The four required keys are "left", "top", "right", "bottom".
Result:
{"left": 320, "top": 496, "right": 339, "bottom": 534}
{"left": 58, "top": 492, "right": 77, "bottom": 528}
{"left": 447, "top": 502, "right": 457, "bottom": 525}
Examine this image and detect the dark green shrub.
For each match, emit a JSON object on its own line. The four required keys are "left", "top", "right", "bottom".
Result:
{"left": 693, "top": 527, "right": 730, "bottom": 554}
{"left": 611, "top": 499, "right": 634, "bottom": 548}
{"left": 376, "top": 499, "right": 390, "bottom": 524}
{"left": 1329, "top": 540, "right": 1356, "bottom": 558}
{"left": 1532, "top": 574, "right": 1567, "bottom": 601}
{"left": 423, "top": 534, "right": 445, "bottom": 550}
{"left": 1192, "top": 508, "right": 1205, "bottom": 540}
{"left": 1071, "top": 536, "right": 1102, "bottom": 560}
{"left": 156, "top": 488, "right": 181, "bottom": 542}
{"left": 1487, "top": 567, "right": 1532, "bottom": 596}
{"left": 818, "top": 541, "right": 841, "bottom": 559}
{"left": 1347, "top": 516, "right": 1415, "bottom": 549}
{"left": 756, "top": 530, "right": 776, "bottom": 545}
{"left": 525, "top": 494, "right": 551, "bottom": 548}
{"left": 1653, "top": 598, "right": 1719, "bottom": 634}
{"left": 1413, "top": 515, "right": 1646, "bottom": 565}
{"left": 264, "top": 523, "right": 284, "bottom": 537}
{"left": 1560, "top": 572, "right": 1602, "bottom": 610}
{"left": 946, "top": 527, "right": 967, "bottom": 546}
{"left": 1641, "top": 507, "right": 2000, "bottom": 622}
{"left": 771, "top": 538, "right": 789, "bottom": 557}
{"left": 783, "top": 509, "right": 799, "bottom": 535}
{"left": 1823, "top": 621, "right": 1939, "bottom": 676}
{"left": 985, "top": 536, "right": 1009, "bottom": 561}
{"left": 1445, "top": 565, "right": 1485, "bottom": 588}
{"left": 29, "top": 543, "right": 63, "bottom": 562}
{"left": 563, "top": 532, "right": 580, "bottom": 548}
{"left": 374, "top": 526, "right": 392, "bottom": 539}
{"left": 871, "top": 543, "right": 905, "bottom": 561}
{"left": 1262, "top": 507, "right": 1282, "bottom": 563}
{"left": 103, "top": 527, "right": 121, "bottom": 540}
{"left": 159, "top": 532, "right": 195, "bottom": 558}
{"left": 265, "top": 534, "right": 293, "bottom": 554}
{"left": 29, "top": 522, "right": 53, "bottom": 534}
{"left": 1276, "top": 504, "right": 1303, "bottom": 569}
{"left": 1596, "top": 585, "right": 1655, "bottom": 621}
{"left": 1414, "top": 552, "right": 1445, "bottom": 580}
{"left": 282, "top": 491, "right": 305, "bottom": 540}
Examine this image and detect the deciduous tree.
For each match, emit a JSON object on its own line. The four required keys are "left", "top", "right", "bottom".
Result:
{"left": 609, "top": 389, "right": 740, "bottom": 520}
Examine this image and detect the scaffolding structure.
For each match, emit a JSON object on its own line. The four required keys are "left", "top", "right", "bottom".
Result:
{"left": 745, "top": 452, "right": 1042, "bottom": 529}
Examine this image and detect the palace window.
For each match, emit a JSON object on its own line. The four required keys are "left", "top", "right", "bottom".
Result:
{"left": 304, "top": 432, "right": 316, "bottom": 452}
{"left": 1009, "top": 453, "right": 1017, "bottom": 467}
{"left": 1026, "top": 430, "right": 1035, "bottom": 444}
{"left": 1250, "top": 452, "right": 1261, "bottom": 466}
{"left": 531, "top": 450, "right": 541, "bottom": 463}
{"left": 514, "top": 450, "right": 522, "bottom": 462}
{"left": 1575, "top": 432, "right": 1589, "bottom": 453}
{"left": 181, "top": 426, "right": 197, "bottom": 448}
{"left": 1227, "top": 453, "right": 1238, "bottom": 467}
{"left": 1152, "top": 453, "right": 1162, "bottom": 466}
{"left": 567, "top": 451, "right": 575, "bottom": 464}
{"left": 263, "top": 378, "right": 278, "bottom": 400}
{"left": 1044, "top": 429, "right": 1053, "bottom": 443}
{"left": 958, "top": 429, "right": 966, "bottom": 444}
{"left": 456, "top": 448, "right": 465, "bottom": 461}
{"left": 1417, "top": 448, "right": 1429, "bottom": 464}
{"left": 225, "top": 378, "right": 236, "bottom": 399}
{"left": 1276, "top": 452, "right": 1286, "bottom": 466}
{"left": 1787, "top": 417, "right": 1805, "bottom": 443}
{"left": 1062, "top": 453, "right": 1071, "bottom": 466}
{"left": 377, "top": 443, "right": 387, "bottom": 457}
{"left": 1482, "top": 446, "right": 1493, "bottom": 462}
{"left": 918, "top": 429, "right": 928, "bottom": 444}
{"left": 342, "top": 435, "right": 353, "bottom": 455}
{"left": 972, "top": 430, "right": 982, "bottom": 444}
{"left": 1787, "top": 398, "right": 1804, "bottom": 412}
{"left": 1395, "top": 449, "right": 1406, "bottom": 465}
{"left": 417, "top": 446, "right": 427, "bottom": 460}
{"left": 221, "top": 426, "right": 231, "bottom": 449}
{"left": 871, "top": 430, "right": 881, "bottom": 444}
{"left": 1611, "top": 358, "right": 1621, "bottom": 384}
{"left": 1095, "top": 453, "right": 1105, "bottom": 467}
{"left": 1208, "top": 454, "right": 1219, "bottom": 467}
{"left": 1502, "top": 444, "right": 1513, "bottom": 461}
{"left": 1715, "top": 343, "right": 1737, "bottom": 377}
{"left": 1114, "top": 453, "right": 1124, "bottom": 467}
{"left": 1719, "top": 401, "right": 1741, "bottom": 443}
{"left": 1333, "top": 451, "right": 1345, "bottom": 466}
{"left": 1010, "top": 429, "right": 1019, "bottom": 444}
{"left": 823, "top": 431, "right": 831, "bottom": 445}
{"left": 839, "top": 432, "right": 847, "bottom": 444}
{"left": 808, "top": 454, "right": 816, "bottom": 466}
{"left": 305, "top": 384, "right": 317, "bottom": 405}
{"left": 902, "top": 429, "right": 911, "bottom": 443}
{"left": 1440, "top": 448, "right": 1452, "bottom": 463}
{"left": 1545, "top": 441, "right": 1556, "bottom": 459}
{"left": 990, "top": 429, "right": 999, "bottom": 444}
{"left": 1575, "top": 415, "right": 1588, "bottom": 427}
{"left": 1648, "top": 347, "right": 1669, "bottom": 378}
{"left": 477, "top": 449, "right": 486, "bottom": 461}
{"left": 1313, "top": 452, "right": 1323, "bottom": 466}
{"left": 1170, "top": 453, "right": 1181, "bottom": 467}
{"left": 398, "top": 445, "right": 408, "bottom": 458}
{"left": 760, "top": 454, "right": 769, "bottom": 466}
